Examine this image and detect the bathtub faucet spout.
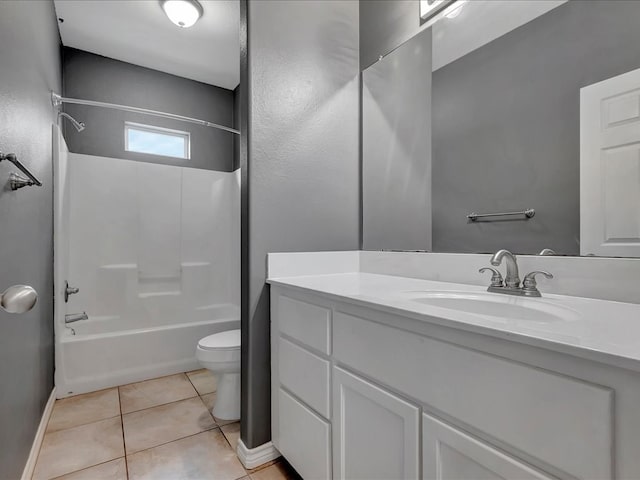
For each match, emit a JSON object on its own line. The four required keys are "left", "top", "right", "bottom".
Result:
{"left": 65, "top": 312, "right": 88, "bottom": 324}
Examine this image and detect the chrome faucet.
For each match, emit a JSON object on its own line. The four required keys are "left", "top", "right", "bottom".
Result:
{"left": 65, "top": 312, "right": 88, "bottom": 324}
{"left": 490, "top": 249, "right": 521, "bottom": 288}
{"left": 480, "top": 249, "right": 553, "bottom": 297}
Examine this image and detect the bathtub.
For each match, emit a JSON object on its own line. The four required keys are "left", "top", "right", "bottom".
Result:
{"left": 55, "top": 303, "right": 239, "bottom": 397}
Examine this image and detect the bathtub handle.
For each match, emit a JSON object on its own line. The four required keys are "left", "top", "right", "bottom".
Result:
{"left": 65, "top": 281, "right": 79, "bottom": 303}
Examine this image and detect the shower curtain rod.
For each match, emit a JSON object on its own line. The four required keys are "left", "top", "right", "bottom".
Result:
{"left": 51, "top": 92, "right": 240, "bottom": 135}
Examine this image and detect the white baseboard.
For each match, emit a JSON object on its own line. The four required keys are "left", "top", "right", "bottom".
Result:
{"left": 21, "top": 387, "right": 56, "bottom": 480}
{"left": 237, "top": 438, "right": 280, "bottom": 469}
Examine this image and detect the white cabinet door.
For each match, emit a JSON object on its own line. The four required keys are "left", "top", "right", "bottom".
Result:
{"left": 333, "top": 367, "right": 420, "bottom": 480}
{"left": 422, "top": 414, "right": 554, "bottom": 480}
{"left": 581, "top": 67, "right": 640, "bottom": 257}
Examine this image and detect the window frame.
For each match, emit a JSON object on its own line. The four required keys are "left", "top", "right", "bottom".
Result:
{"left": 124, "top": 121, "right": 191, "bottom": 159}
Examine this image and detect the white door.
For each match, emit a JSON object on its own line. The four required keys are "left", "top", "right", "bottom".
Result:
{"left": 333, "top": 367, "right": 420, "bottom": 480}
{"left": 581, "top": 68, "right": 640, "bottom": 257}
{"left": 422, "top": 414, "right": 554, "bottom": 480}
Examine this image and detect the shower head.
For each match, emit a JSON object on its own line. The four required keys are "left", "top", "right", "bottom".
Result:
{"left": 58, "top": 112, "right": 85, "bottom": 132}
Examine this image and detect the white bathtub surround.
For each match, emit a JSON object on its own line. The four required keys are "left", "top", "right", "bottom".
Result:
{"left": 54, "top": 130, "right": 240, "bottom": 397}
{"left": 268, "top": 251, "right": 640, "bottom": 479}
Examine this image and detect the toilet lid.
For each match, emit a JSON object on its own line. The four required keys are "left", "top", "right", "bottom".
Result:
{"left": 198, "top": 329, "right": 241, "bottom": 351}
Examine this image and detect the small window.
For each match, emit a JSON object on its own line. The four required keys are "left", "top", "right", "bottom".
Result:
{"left": 125, "top": 122, "right": 190, "bottom": 159}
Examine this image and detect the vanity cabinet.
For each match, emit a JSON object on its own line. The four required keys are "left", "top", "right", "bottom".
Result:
{"left": 270, "top": 285, "right": 638, "bottom": 480}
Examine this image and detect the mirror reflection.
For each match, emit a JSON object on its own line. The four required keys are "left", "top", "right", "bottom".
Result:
{"left": 362, "top": 0, "right": 640, "bottom": 258}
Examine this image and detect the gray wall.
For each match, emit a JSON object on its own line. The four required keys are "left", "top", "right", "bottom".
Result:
{"left": 0, "top": 1, "right": 61, "bottom": 478}
{"left": 432, "top": 0, "right": 640, "bottom": 255}
{"left": 241, "top": 0, "right": 360, "bottom": 449}
{"left": 360, "top": 0, "right": 424, "bottom": 70}
{"left": 62, "top": 47, "right": 236, "bottom": 171}
{"left": 362, "top": 27, "right": 432, "bottom": 250}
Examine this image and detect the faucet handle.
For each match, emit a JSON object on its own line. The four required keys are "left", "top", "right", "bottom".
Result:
{"left": 479, "top": 267, "right": 504, "bottom": 287}
{"left": 522, "top": 271, "right": 553, "bottom": 294}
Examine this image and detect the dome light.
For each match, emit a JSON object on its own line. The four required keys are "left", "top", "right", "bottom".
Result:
{"left": 161, "top": 0, "right": 203, "bottom": 29}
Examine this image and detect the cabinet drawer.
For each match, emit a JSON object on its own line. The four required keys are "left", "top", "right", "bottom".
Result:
{"left": 279, "top": 336, "right": 330, "bottom": 417}
{"left": 277, "top": 294, "right": 331, "bottom": 354}
{"left": 423, "top": 413, "right": 554, "bottom": 480}
{"left": 334, "top": 311, "right": 613, "bottom": 480}
{"left": 278, "top": 388, "right": 331, "bottom": 480}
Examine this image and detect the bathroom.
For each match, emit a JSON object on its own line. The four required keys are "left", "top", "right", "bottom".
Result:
{"left": 1, "top": 0, "right": 640, "bottom": 479}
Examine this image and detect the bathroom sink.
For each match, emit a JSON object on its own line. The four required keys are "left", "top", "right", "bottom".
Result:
{"left": 398, "top": 291, "right": 577, "bottom": 322}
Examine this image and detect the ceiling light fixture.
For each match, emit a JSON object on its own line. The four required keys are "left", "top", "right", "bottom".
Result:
{"left": 161, "top": 0, "right": 203, "bottom": 28}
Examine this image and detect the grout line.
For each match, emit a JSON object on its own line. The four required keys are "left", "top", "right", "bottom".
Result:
{"left": 49, "top": 457, "right": 126, "bottom": 480}
{"left": 118, "top": 387, "right": 130, "bottom": 480}
{"left": 184, "top": 370, "right": 216, "bottom": 397}
{"left": 43, "top": 413, "right": 122, "bottom": 435}
{"left": 118, "top": 371, "right": 192, "bottom": 389}
{"left": 44, "top": 388, "right": 123, "bottom": 434}
{"left": 121, "top": 393, "right": 200, "bottom": 416}
{"left": 125, "top": 426, "right": 222, "bottom": 458}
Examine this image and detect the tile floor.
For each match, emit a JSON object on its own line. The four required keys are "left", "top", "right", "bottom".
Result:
{"left": 32, "top": 370, "right": 300, "bottom": 480}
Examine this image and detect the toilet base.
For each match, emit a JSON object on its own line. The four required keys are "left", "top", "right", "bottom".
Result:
{"left": 212, "top": 372, "right": 241, "bottom": 421}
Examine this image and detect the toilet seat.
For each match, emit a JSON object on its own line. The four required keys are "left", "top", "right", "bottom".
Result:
{"left": 196, "top": 329, "right": 241, "bottom": 364}
{"left": 198, "top": 329, "right": 241, "bottom": 351}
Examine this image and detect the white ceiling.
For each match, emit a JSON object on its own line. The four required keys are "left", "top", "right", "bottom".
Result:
{"left": 54, "top": 0, "right": 240, "bottom": 90}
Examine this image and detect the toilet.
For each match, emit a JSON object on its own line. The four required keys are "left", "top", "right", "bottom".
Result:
{"left": 196, "top": 329, "right": 241, "bottom": 421}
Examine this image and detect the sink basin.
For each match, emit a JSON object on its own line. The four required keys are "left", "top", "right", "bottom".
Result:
{"left": 398, "top": 291, "right": 577, "bottom": 322}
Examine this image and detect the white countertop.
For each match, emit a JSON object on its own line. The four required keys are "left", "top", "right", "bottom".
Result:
{"left": 268, "top": 272, "right": 640, "bottom": 372}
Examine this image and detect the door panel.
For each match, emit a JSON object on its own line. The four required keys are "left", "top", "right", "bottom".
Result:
{"left": 423, "top": 414, "right": 555, "bottom": 480}
{"left": 581, "top": 68, "right": 640, "bottom": 256}
{"left": 333, "top": 366, "right": 420, "bottom": 480}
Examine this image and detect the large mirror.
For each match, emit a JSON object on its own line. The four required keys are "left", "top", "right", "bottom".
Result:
{"left": 362, "top": 0, "right": 640, "bottom": 258}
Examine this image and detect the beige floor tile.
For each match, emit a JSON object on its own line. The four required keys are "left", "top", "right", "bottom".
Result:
{"left": 200, "top": 393, "right": 238, "bottom": 426}
{"left": 47, "top": 388, "right": 120, "bottom": 433}
{"left": 33, "top": 417, "right": 124, "bottom": 480}
{"left": 245, "top": 460, "right": 279, "bottom": 475}
{"left": 127, "top": 429, "right": 247, "bottom": 480}
{"left": 123, "top": 396, "right": 216, "bottom": 454}
{"left": 250, "top": 461, "right": 302, "bottom": 480}
{"left": 119, "top": 373, "right": 197, "bottom": 413}
{"left": 187, "top": 369, "right": 217, "bottom": 395}
{"left": 52, "top": 458, "right": 127, "bottom": 480}
{"left": 221, "top": 422, "right": 240, "bottom": 450}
